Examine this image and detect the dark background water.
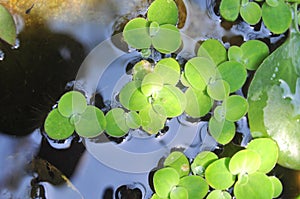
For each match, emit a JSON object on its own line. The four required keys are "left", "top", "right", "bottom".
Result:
{"left": 0, "top": 0, "right": 299, "bottom": 198}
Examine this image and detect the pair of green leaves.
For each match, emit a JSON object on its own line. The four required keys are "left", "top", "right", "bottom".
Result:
{"left": 44, "top": 91, "right": 106, "bottom": 139}
{"left": 220, "top": 0, "right": 292, "bottom": 34}
{"left": 0, "top": 4, "right": 16, "bottom": 46}
{"left": 119, "top": 58, "right": 186, "bottom": 134}
{"left": 123, "top": 0, "right": 181, "bottom": 54}
{"left": 190, "top": 138, "right": 282, "bottom": 199}
{"left": 152, "top": 151, "right": 209, "bottom": 199}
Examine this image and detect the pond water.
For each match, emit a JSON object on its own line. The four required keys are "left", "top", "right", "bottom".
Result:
{"left": 0, "top": 0, "right": 299, "bottom": 198}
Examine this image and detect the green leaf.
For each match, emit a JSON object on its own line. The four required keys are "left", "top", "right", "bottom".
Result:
{"left": 44, "top": 109, "right": 74, "bottom": 140}
{"left": 153, "top": 167, "right": 180, "bottom": 198}
{"left": 206, "top": 190, "right": 231, "bottom": 199}
{"left": 123, "top": 18, "right": 151, "bottom": 49}
{"left": 248, "top": 32, "right": 300, "bottom": 170}
{"left": 205, "top": 157, "right": 236, "bottom": 190}
{"left": 153, "top": 85, "right": 186, "bottom": 117}
{"left": 220, "top": 0, "right": 241, "bottom": 21}
{"left": 105, "top": 108, "right": 129, "bottom": 137}
{"left": 184, "top": 88, "right": 213, "bottom": 118}
{"left": 152, "top": 24, "right": 181, "bottom": 54}
{"left": 147, "top": 0, "right": 178, "bottom": 25}
{"left": 150, "top": 21, "right": 160, "bottom": 37}
{"left": 266, "top": 0, "right": 279, "bottom": 7}
{"left": 229, "top": 149, "right": 261, "bottom": 175}
{"left": 207, "top": 79, "right": 230, "bottom": 101}
{"left": 218, "top": 61, "right": 247, "bottom": 92}
{"left": 180, "top": 72, "right": 192, "bottom": 87}
{"left": 151, "top": 194, "right": 168, "bottom": 199}
{"left": 0, "top": 5, "right": 16, "bottom": 46}
{"left": 197, "top": 39, "right": 227, "bottom": 65}
{"left": 269, "top": 176, "right": 283, "bottom": 198}
{"left": 141, "top": 73, "right": 164, "bottom": 96}
{"left": 228, "top": 46, "right": 243, "bottom": 63}
{"left": 125, "top": 111, "right": 141, "bottom": 129}
{"left": 75, "top": 106, "right": 106, "bottom": 138}
{"left": 170, "top": 187, "right": 188, "bottom": 199}
{"left": 154, "top": 58, "right": 181, "bottom": 85}
{"left": 178, "top": 176, "right": 209, "bottom": 199}
{"left": 164, "top": 151, "right": 190, "bottom": 177}
{"left": 184, "top": 57, "right": 217, "bottom": 91}
{"left": 58, "top": 91, "right": 87, "bottom": 118}
{"left": 139, "top": 105, "right": 166, "bottom": 134}
{"left": 234, "top": 172, "right": 273, "bottom": 199}
{"left": 223, "top": 95, "right": 248, "bottom": 122}
{"left": 240, "top": 2, "right": 262, "bottom": 25}
{"left": 261, "top": 1, "right": 292, "bottom": 34}
{"left": 246, "top": 138, "right": 279, "bottom": 173}
{"left": 240, "top": 40, "right": 269, "bottom": 70}
{"left": 208, "top": 117, "right": 236, "bottom": 145}
{"left": 133, "top": 60, "right": 153, "bottom": 88}
{"left": 191, "top": 151, "right": 218, "bottom": 176}
{"left": 119, "top": 81, "right": 149, "bottom": 111}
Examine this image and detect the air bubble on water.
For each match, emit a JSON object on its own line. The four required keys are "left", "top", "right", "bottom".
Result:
{"left": 11, "top": 38, "right": 20, "bottom": 49}
{"left": 0, "top": 50, "right": 4, "bottom": 61}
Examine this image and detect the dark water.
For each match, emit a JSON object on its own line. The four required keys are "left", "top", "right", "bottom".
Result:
{"left": 0, "top": 0, "right": 299, "bottom": 198}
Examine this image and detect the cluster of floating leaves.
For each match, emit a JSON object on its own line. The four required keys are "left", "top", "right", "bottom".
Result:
{"left": 151, "top": 138, "right": 282, "bottom": 199}
{"left": 220, "top": 0, "right": 293, "bottom": 34}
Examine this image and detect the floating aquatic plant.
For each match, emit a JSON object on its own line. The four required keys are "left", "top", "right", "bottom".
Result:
{"left": 0, "top": 4, "right": 16, "bottom": 46}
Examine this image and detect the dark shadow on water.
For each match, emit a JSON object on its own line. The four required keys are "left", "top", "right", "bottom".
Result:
{"left": 0, "top": 24, "right": 85, "bottom": 136}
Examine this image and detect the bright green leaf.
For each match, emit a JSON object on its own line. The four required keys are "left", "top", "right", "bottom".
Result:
{"left": 240, "top": 2, "right": 262, "bottom": 25}
{"left": 261, "top": 1, "right": 292, "bottom": 34}
{"left": 229, "top": 149, "right": 261, "bottom": 175}
{"left": 164, "top": 151, "right": 190, "bottom": 177}
{"left": 75, "top": 106, "right": 106, "bottom": 138}
{"left": 170, "top": 187, "right": 188, "bottom": 199}
{"left": 269, "top": 176, "right": 283, "bottom": 198}
{"left": 123, "top": 18, "right": 151, "bottom": 49}
{"left": 125, "top": 111, "right": 141, "bottom": 129}
{"left": 141, "top": 73, "right": 164, "bottom": 96}
{"left": 184, "top": 88, "right": 213, "bottom": 118}
{"left": 154, "top": 58, "right": 181, "bottom": 85}
{"left": 150, "top": 21, "right": 160, "bottom": 37}
{"left": 218, "top": 61, "right": 247, "bottom": 92}
{"left": 184, "top": 57, "right": 216, "bottom": 91}
{"left": 266, "top": 0, "right": 279, "bottom": 7}
{"left": 208, "top": 117, "right": 236, "bottom": 145}
{"left": 58, "top": 91, "right": 87, "bottom": 118}
{"left": 44, "top": 109, "right": 74, "bottom": 140}
{"left": 223, "top": 95, "right": 248, "bottom": 122}
{"left": 0, "top": 5, "right": 16, "bottom": 46}
{"left": 205, "top": 157, "right": 236, "bottom": 190}
{"left": 191, "top": 151, "right": 218, "bottom": 176}
{"left": 133, "top": 60, "right": 153, "bottom": 88}
{"left": 197, "top": 39, "right": 227, "bottom": 65}
{"left": 147, "top": 0, "right": 179, "bottom": 25}
{"left": 207, "top": 79, "right": 230, "bottom": 101}
{"left": 240, "top": 40, "right": 269, "bottom": 70}
{"left": 119, "top": 81, "right": 149, "bottom": 111}
{"left": 228, "top": 46, "right": 243, "bottom": 63}
{"left": 178, "top": 176, "right": 209, "bottom": 199}
{"left": 153, "top": 167, "right": 180, "bottom": 198}
{"left": 247, "top": 138, "right": 279, "bottom": 173}
{"left": 206, "top": 190, "right": 231, "bottom": 199}
{"left": 234, "top": 172, "right": 273, "bottom": 199}
{"left": 152, "top": 24, "right": 181, "bottom": 54}
{"left": 220, "top": 0, "right": 241, "bottom": 21}
{"left": 139, "top": 105, "right": 166, "bottom": 134}
{"left": 153, "top": 85, "right": 186, "bottom": 117}
{"left": 105, "top": 108, "right": 129, "bottom": 137}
